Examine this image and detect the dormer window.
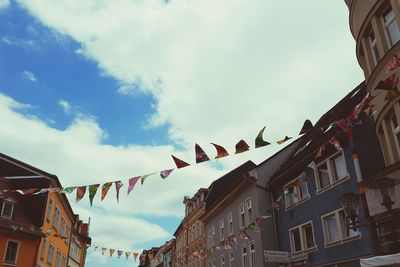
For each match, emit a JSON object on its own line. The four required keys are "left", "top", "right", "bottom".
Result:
{"left": 1, "top": 201, "right": 14, "bottom": 219}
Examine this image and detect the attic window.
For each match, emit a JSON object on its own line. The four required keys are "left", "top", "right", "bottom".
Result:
{"left": 1, "top": 201, "right": 14, "bottom": 219}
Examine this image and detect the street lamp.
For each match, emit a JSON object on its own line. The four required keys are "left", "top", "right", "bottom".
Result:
{"left": 339, "top": 192, "right": 360, "bottom": 230}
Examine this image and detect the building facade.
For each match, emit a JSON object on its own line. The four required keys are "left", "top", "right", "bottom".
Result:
{"left": 68, "top": 216, "right": 91, "bottom": 267}
{"left": 347, "top": 0, "right": 400, "bottom": 257}
{"left": 173, "top": 222, "right": 184, "bottom": 267}
{"left": 267, "top": 85, "right": 382, "bottom": 266}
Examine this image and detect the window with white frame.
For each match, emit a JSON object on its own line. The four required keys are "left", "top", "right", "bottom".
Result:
{"left": 208, "top": 226, "right": 215, "bottom": 246}
{"left": 383, "top": 8, "right": 400, "bottom": 47}
{"left": 220, "top": 255, "right": 225, "bottom": 267}
{"left": 55, "top": 250, "right": 62, "bottom": 267}
{"left": 289, "top": 222, "right": 316, "bottom": 253}
{"left": 46, "top": 197, "right": 53, "bottom": 221}
{"left": 1, "top": 201, "right": 14, "bottom": 219}
{"left": 239, "top": 203, "right": 245, "bottom": 228}
{"left": 315, "top": 151, "right": 348, "bottom": 191}
{"left": 227, "top": 212, "right": 233, "bottom": 236}
{"left": 245, "top": 197, "right": 252, "bottom": 225}
{"left": 369, "top": 29, "right": 380, "bottom": 65}
{"left": 47, "top": 243, "right": 55, "bottom": 264}
{"left": 53, "top": 206, "right": 60, "bottom": 230}
{"left": 229, "top": 253, "right": 234, "bottom": 267}
{"left": 41, "top": 238, "right": 47, "bottom": 259}
{"left": 390, "top": 112, "right": 400, "bottom": 153}
{"left": 249, "top": 243, "right": 256, "bottom": 267}
{"left": 220, "top": 219, "right": 224, "bottom": 241}
{"left": 284, "top": 178, "right": 309, "bottom": 207}
{"left": 4, "top": 240, "right": 19, "bottom": 264}
{"left": 241, "top": 246, "right": 249, "bottom": 267}
{"left": 322, "top": 209, "right": 359, "bottom": 246}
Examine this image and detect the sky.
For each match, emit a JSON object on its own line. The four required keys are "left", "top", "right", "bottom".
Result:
{"left": 0, "top": 0, "right": 365, "bottom": 266}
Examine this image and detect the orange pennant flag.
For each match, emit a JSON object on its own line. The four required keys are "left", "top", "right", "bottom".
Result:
{"left": 211, "top": 143, "right": 229, "bottom": 159}
{"left": 101, "top": 182, "right": 113, "bottom": 201}
{"left": 109, "top": 249, "right": 115, "bottom": 258}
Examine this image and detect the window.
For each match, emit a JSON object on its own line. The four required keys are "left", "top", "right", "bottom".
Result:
{"left": 4, "top": 240, "right": 19, "bottom": 264}
{"left": 47, "top": 243, "right": 55, "bottom": 264}
{"left": 369, "top": 30, "right": 380, "bottom": 65}
{"left": 65, "top": 225, "right": 71, "bottom": 244}
{"left": 390, "top": 112, "right": 400, "bottom": 152}
{"left": 284, "top": 178, "right": 309, "bottom": 207}
{"left": 220, "top": 255, "right": 225, "bottom": 267}
{"left": 219, "top": 219, "right": 224, "bottom": 241}
{"left": 239, "top": 204, "right": 245, "bottom": 228}
{"left": 249, "top": 243, "right": 256, "bottom": 267}
{"left": 241, "top": 246, "right": 248, "bottom": 267}
{"left": 55, "top": 250, "right": 62, "bottom": 267}
{"left": 383, "top": 8, "right": 400, "bottom": 47}
{"left": 53, "top": 206, "right": 60, "bottom": 230}
{"left": 62, "top": 256, "right": 67, "bottom": 267}
{"left": 46, "top": 197, "right": 53, "bottom": 221}
{"left": 196, "top": 221, "right": 201, "bottom": 238}
{"left": 289, "top": 222, "right": 316, "bottom": 253}
{"left": 227, "top": 212, "right": 233, "bottom": 236}
{"left": 229, "top": 253, "right": 234, "bottom": 267}
{"left": 208, "top": 226, "right": 215, "bottom": 246}
{"left": 322, "top": 209, "right": 359, "bottom": 246}
{"left": 40, "top": 239, "right": 47, "bottom": 259}
{"left": 245, "top": 198, "right": 252, "bottom": 225}
{"left": 1, "top": 201, "right": 14, "bottom": 219}
{"left": 208, "top": 260, "right": 215, "bottom": 267}
{"left": 60, "top": 217, "right": 65, "bottom": 236}
{"left": 315, "top": 151, "right": 348, "bottom": 192}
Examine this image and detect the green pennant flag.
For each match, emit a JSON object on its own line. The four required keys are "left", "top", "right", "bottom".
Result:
{"left": 88, "top": 184, "right": 100, "bottom": 206}
{"left": 141, "top": 173, "right": 157, "bottom": 185}
{"left": 62, "top": 187, "right": 76, "bottom": 194}
{"left": 255, "top": 126, "right": 270, "bottom": 148}
{"left": 248, "top": 222, "right": 257, "bottom": 231}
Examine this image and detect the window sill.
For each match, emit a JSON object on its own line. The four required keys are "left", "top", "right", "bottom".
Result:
{"left": 2, "top": 262, "right": 16, "bottom": 266}
{"left": 291, "top": 246, "right": 317, "bottom": 255}
{"left": 324, "top": 234, "right": 361, "bottom": 248}
{"left": 316, "top": 175, "right": 350, "bottom": 195}
{"left": 285, "top": 195, "right": 310, "bottom": 210}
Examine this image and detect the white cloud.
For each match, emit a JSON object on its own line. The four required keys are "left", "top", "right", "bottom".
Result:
{"left": 1, "top": 36, "right": 38, "bottom": 49}
{"left": 116, "top": 83, "right": 138, "bottom": 96}
{"left": 22, "top": 70, "right": 37, "bottom": 82}
{"left": 58, "top": 99, "right": 71, "bottom": 113}
{"left": 0, "top": 0, "right": 9, "bottom": 10}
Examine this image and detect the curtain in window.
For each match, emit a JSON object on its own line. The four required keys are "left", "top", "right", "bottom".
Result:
{"left": 318, "top": 163, "right": 330, "bottom": 188}
{"left": 326, "top": 215, "right": 339, "bottom": 242}
{"left": 333, "top": 155, "right": 347, "bottom": 180}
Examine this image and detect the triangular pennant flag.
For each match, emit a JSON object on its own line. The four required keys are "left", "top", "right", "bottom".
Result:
{"left": 255, "top": 126, "right": 270, "bottom": 148}
{"left": 160, "top": 169, "right": 174, "bottom": 179}
{"left": 363, "top": 105, "right": 373, "bottom": 117}
{"left": 248, "top": 222, "right": 257, "bottom": 231}
{"left": 62, "top": 187, "right": 76, "bottom": 194}
{"left": 115, "top": 181, "right": 123, "bottom": 203}
{"left": 387, "top": 55, "right": 400, "bottom": 72}
{"left": 385, "top": 90, "right": 399, "bottom": 101}
{"left": 315, "top": 145, "right": 324, "bottom": 158}
{"left": 211, "top": 143, "right": 229, "bottom": 159}
{"left": 110, "top": 249, "right": 115, "bottom": 258}
{"left": 329, "top": 137, "right": 342, "bottom": 151}
{"left": 88, "top": 184, "right": 100, "bottom": 206}
{"left": 94, "top": 245, "right": 99, "bottom": 251}
{"left": 125, "top": 251, "right": 131, "bottom": 259}
{"left": 255, "top": 217, "right": 263, "bottom": 230}
{"left": 299, "top": 119, "right": 313, "bottom": 135}
{"left": 195, "top": 144, "right": 210, "bottom": 163}
{"left": 171, "top": 155, "right": 190, "bottom": 169}
{"left": 335, "top": 118, "right": 348, "bottom": 131}
{"left": 277, "top": 136, "right": 292, "bottom": 145}
{"left": 101, "top": 182, "right": 113, "bottom": 201}
{"left": 375, "top": 73, "right": 398, "bottom": 91}
{"left": 102, "top": 247, "right": 106, "bottom": 256}
{"left": 128, "top": 177, "right": 140, "bottom": 195}
{"left": 76, "top": 186, "right": 87, "bottom": 203}
{"left": 118, "top": 250, "right": 123, "bottom": 259}
{"left": 133, "top": 252, "right": 139, "bottom": 261}
{"left": 235, "top": 140, "right": 250, "bottom": 154}
{"left": 141, "top": 173, "right": 157, "bottom": 185}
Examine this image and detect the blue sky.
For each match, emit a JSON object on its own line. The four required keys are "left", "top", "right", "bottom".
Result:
{"left": 0, "top": 1, "right": 365, "bottom": 266}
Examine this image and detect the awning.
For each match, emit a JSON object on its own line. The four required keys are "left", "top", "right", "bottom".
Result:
{"left": 360, "top": 253, "right": 400, "bottom": 267}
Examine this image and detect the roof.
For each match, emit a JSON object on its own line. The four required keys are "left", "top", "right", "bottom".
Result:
{"left": 205, "top": 160, "right": 256, "bottom": 210}
{"left": 267, "top": 82, "right": 367, "bottom": 187}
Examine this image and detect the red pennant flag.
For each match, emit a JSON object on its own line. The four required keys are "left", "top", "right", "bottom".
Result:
{"left": 387, "top": 55, "right": 400, "bottom": 72}
{"left": 115, "top": 181, "right": 123, "bottom": 203}
{"left": 195, "top": 144, "right": 210, "bottom": 163}
{"left": 118, "top": 250, "right": 123, "bottom": 259}
{"left": 110, "top": 249, "right": 115, "bottom": 258}
{"left": 235, "top": 140, "right": 250, "bottom": 154}
{"left": 76, "top": 186, "right": 86, "bottom": 203}
{"left": 375, "top": 73, "right": 398, "bottom": 91}
{"left": 277, "top": 136, "right": 292, "bottom": 145}
{"left": 255, "top": 217, "right": 263, "bottom": 230}
{"left": 171, "top": 155, "right": 190, "bottom": 169}
{"left": 127, "top": 176, "right": 140, "bottom": 195}
{"left": 329, "top": 137, "right": 342, "bottom": 151}
{"left": 211, "top": 143, "right": 229, "bottom": 159}
{"left": 101, "top": 247, "right": 106, "bottom": 255}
